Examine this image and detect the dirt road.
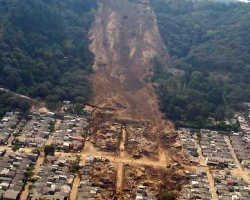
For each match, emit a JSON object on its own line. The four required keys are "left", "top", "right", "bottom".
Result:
{"left": 89, "top": 0, "right": 172, "bottom": 132}
{"left": 45, "top": 120, "right": 61, "bottom": 146}
{"left": 70, "top": 175, "right": 80, "bottom": 200}
{"left": 224, "top": 136, "right": 250, "bottom": 184}
{"left": 195, "top": 140, "right": 206, "bottom": 166}
{"left": 116, "top": 162, "right": 124, "bottom": 197}
{"left": 7, "top": 143, "right": 167, "bottom": 168}
{"left": 119, "top": 126, "right": 126, "bottom": 158}
{"left": 20, "top": 155, "right": 44, "bottom": 200}
{"left": 195, "top": 139, "right": 218, "bottom": 200}
{"left": 206, "top": 170, "right": 219, "bottom": 200}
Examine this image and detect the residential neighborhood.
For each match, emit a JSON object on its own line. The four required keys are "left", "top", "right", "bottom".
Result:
{"left": 0, "top": 112, "right": 20, "bottom": 145}
{"left": 1, "top": 107, "right": 250, "bottom": 200}
{"left": 0, "top": 150, "right": 39, "bottom": 200}
{"left": 179, "top": 167, "right": 213, "bottom": 200}
{"left": 28, "top": 154, "right": 78, "bottom": 200}
{"left": 178, "top": 115, "right": 250, "bottom": 200}
{"left": 17, "top": 113, "right": 54, "bottom": 148}
{"left": 212, "top": 170, "right": 250, "bottom": 199}
{"left": 52, "top": 116, "right": 87, "bottom": 152}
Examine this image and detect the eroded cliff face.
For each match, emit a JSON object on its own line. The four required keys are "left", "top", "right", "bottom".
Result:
{"left": 89, "top": 0, "right": 171, "bottom": 130}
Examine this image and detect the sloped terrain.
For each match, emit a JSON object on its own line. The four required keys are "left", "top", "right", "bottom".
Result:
{"left": 89, "top": 0, "right": 172, "bottom": 131}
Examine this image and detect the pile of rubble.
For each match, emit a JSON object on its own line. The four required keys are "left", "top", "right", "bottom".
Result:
{"left": 158, "top": 131, "right": 178, "bottom": 149}
{"left": 78, "top": 156, "right": 118, "bottom": 200}
{"left": 88, "top": 157, "right": 117, "bottom": 199}
{"left": 92, "top": 122, "right": 122, "bottom": 153}
{"left": 125, "top": 124, "right": 157, "bottom": 158}
{"left": 123, "top": 164, "right": 164, "bottom": 200}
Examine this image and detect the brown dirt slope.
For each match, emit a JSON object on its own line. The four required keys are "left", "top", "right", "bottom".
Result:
{"left": 89, "top": 0, "right": 172, "bottom": 131}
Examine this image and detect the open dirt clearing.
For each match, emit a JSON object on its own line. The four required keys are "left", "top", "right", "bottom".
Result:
{"left": 89, "top": 0, "right": 172, "bottom": 132}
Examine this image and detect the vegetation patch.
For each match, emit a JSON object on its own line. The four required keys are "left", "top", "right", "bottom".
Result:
{"left": 150, "top": 0, "right": 250, "bottom": 130}
{"left": 0, "top": 0, "right": 98, "bottom": 109}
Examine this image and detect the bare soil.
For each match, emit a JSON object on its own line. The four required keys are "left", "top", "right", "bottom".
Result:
{"left": 70, "top": 175, "right": 80, "bottom": 200}
{"left": 86, "top": 0, "right": 188, "bottom": 197}
{"left": 122, "top": 164, "right": 189, "bottom": 200}
{"left": 89, "top": 0, "right": 173, "bottom": 132}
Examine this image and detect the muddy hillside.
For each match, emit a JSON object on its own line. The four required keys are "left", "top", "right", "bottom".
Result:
{"left": 89, "top": 0, "right": 171, "bottom": 131}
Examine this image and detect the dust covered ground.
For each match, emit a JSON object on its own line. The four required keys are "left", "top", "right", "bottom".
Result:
{"left": 88, "top": 0, "right": 172, "bottom": 131}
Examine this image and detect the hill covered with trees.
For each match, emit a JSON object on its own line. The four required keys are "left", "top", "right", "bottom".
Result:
{"left": 0, "top": 90, "right": 31, "bottom": 118}
{"left": 150, "top": 0, "right": 250, "bottom": 130}
{"left": 0, "top": 0, "right": 97, "bottom": 109}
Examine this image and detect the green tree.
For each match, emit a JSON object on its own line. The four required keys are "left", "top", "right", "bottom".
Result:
{"left": 74, "top": 103, "right": 83, "bottom": 115}
{"left": 151, "top": 0, "right": 250, "bottom": 130}
{"left": 0, "top": 0, "right": 97, "bottom": 106}
{"left": 18, "top": 100, "right": 31, "bottom": 112}
{"left": 196, "top": 132, "right": 202, "bottom": 142}
{"left": 44, "top": 145, "right": 55, "bottom": 157}
{"left": 32, "top": 149, "right": 41, "bottom": 156}
{"left": 159, "top": 189, "right": 175, "bottom": 200}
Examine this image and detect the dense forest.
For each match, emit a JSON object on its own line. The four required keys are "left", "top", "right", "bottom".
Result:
{"left": 0, "top": 0, "right": 97, "bottom": 109}
{"left": 150, "top": 0, "right": 250, "bottom": 130}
